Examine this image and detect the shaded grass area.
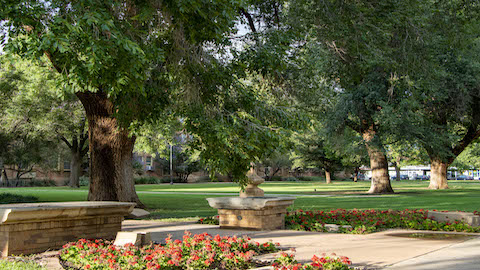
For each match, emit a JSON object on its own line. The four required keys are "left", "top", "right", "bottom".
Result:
{"left": 1, "top": 180, "right": 480, "bottom": 219}
{"left": 0, "top": 192, "right": 38, "bottom": 204}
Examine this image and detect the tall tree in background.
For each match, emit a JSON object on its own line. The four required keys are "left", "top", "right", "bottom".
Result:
{"left": 451, "top": 141, "right": 480, "bottom": 172}
{"left": 294, "top": 130, "right": 343, "bottom": 184}
{"left": 285, "top": 0, "right": 459, "bottom": 193}
{"left": 386, "top": 141, "right": 428, "bottom": 181}
{"left": 407, "top": 1, "right": 480, "bottom": 189}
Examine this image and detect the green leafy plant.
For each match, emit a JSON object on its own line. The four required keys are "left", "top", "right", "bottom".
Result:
{"left": 286, "top": 209, "right": 480, "bottom": 234}
{"left": 272, "top": 252, "right": 351, "bottom": 270}
{"left": 197, "top": 216, "right": 219, "bottom": 225}
{"left": 0, "top": 258, "right": 47, "bottom": 270}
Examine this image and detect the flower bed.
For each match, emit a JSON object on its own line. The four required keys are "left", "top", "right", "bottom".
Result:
{"left": 60, "top": 232, "right": 279, "bottom": 269}
{"left": 198, "top": 216, "right": 219, "bottom": 225}
{"left": 286, "top": 209, "right": 480, "bottom": 233}
{"left": 272, "top": 252, "right": 351, "bottom": 270}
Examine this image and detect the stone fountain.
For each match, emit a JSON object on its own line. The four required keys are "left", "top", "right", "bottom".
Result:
{"left": 207, "top": 166, "right": 296, "bottom": 230}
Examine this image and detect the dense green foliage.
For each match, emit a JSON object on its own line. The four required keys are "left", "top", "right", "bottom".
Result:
{"left": 286, "top": 209, "right": 480, "bottom": 234}
{"left": 0, "top": 259, "right": 47, "bottom": 270}
{"left": 0, "top": 55, "right": 87, "bottom": 186}
{"left": 272, "top": 253, "right": 351, "bottom": 270}
{"left": 0, "top": 192, "right": 38, "bottom": 204}
{"left": 1, "top": 0, "right": 480, "bottom": 195}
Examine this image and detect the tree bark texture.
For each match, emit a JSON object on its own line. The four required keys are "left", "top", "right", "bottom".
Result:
{"left": 0, "top": 166, "right": 7, "bottom": 184}
{"left": 353, "top": 167, "right": 359, "bottom": 182}
{"left": 76, "top": 91, "right": 144, "bottom": 207}
{"left": 325, "top": 170, "right": 332, "bottom": 184}
{"left": 362, "top": 129, "right": 394, "bottom": 194}
{"left": 429, "top": 158, "right": 449, "bottom": 189}
{"left": 394, "top": 162, "right": 401, "bottom": 181}
{"left": 69, "top": 151, "right": 82, "bottom": 188}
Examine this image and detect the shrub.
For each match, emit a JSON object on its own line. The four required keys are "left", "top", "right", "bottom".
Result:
{"left": 0, "top": 259, "right": 47, "bottom": 270}
{"left": 0, "top": 178, "right": 56, "bottom": 187}
{"left": 135, "top": 176, "right": 162, "bottom": 185}
{"left": 134, "top": 176, "right": 182, "bottom": 185}
{"left": 297, "top": 176, "right": 323, "bottom": 181}
{"left": 79, "top": 176, "right": 90, "bottom": 186}
{"left": 60, "top": 232, "right": 280, "bottom": 270}
{"left": 272, "top": 252, "right": 351, "bottom": 270}
{"left": 286, "top": 209, "right": 480, "bottom": 234}
{"left": 284, "top": 177, "right": 298, "bottom": 182}
{"left": 198, "top": 216, "right": 219, "bottom": 225}
{"left": 269, "top": 176, "right": 283, "bottom": 181}
{"left": 0, "top": 193, "right": 38, "bottom": 204}
{"left": 193, "top": 176, "right": 211, "bottom": 182}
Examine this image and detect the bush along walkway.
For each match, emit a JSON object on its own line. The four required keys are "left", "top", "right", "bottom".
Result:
{"left": 285, "top": 209, "right": 480, "bottom": 234}
{"left": 59, "top": 232, "right": 353, "bottom": 270}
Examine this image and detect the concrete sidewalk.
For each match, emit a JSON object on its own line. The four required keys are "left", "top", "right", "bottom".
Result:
{"left": 385, "top": 237, "right": 480, "bottom": 270}
{"left": 123, "top": 220, "right": 480, "bottom": 269}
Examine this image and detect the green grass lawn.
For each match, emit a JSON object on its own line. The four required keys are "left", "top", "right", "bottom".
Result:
{"left": 2, "top": 180, "right": 480, "bottom": 219}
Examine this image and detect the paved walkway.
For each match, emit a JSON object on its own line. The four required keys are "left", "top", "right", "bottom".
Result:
{"left": 123, "top": 220, "right": 480, "bottom": 270}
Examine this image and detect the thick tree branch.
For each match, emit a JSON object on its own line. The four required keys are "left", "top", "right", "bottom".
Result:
{"left": 450, "top": 127, "right": 480, "bottom": 162}
{"left": 240, "top": 8, "right": 257, "bottom": 33}
{"left": 58, "top": 135, "right": 73, "bottom": 149}
{"left": 450, "top": 97, "right": 480, "bottom": 162}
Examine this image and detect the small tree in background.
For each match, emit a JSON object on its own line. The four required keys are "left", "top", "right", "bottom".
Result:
{"left": 0, "top": 55, "right": 88, "bottom": 187}
{"left": 260, "top": 150, "right": 292, "bottom": 181}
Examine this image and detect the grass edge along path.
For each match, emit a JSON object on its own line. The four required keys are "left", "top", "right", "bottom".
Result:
{"left": 1, "top": 180, "right": 479, "bottom": 219}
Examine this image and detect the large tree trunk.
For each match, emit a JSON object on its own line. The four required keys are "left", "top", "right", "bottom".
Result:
{"left": 362, "top": 129, "right": 394, "bottom": 194}
{"left": 353, "top": 167, "right": 359, "bottom": 182}
{"left": 325, "top": 170, "right": 332, "bottom": 184}
{"left": 394, "top": 162, "right": 401, "bottom": 181}
{"left": 429, "top": 158, "right": 449, "bottom": 189}
{"left": 76, "top": 91, "right": 144, "bottom": 207}
{"left": 0, "top": 160, "right": 5, "bottom": 183}
{"left": 69, "top": 151, "right": 82, "bottom": 188}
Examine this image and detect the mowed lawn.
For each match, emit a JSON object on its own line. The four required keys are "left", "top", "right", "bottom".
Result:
{"left": 1, "top": 180, "right": 480, "bottom": 219}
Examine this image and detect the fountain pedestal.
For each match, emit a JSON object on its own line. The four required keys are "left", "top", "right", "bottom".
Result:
{"left": 206, "top": 196, "right": 295, "bottom": 230}
{"left": 207, "top": 167, "right": 295, "bottom": 230}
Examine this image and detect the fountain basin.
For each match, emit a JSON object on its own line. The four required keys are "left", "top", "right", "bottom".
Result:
{"left": 206, "top": 196, "right": 296, "bottom": 230}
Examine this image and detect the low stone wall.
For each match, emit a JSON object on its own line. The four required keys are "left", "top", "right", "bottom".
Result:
{"left": 427, "top": 211, "right": 480, "bottom": 226}
{"left": 0, "top": 201, "right": 135, "bottom": 257}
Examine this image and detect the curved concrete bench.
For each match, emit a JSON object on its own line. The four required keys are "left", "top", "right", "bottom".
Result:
{"left": 0, "top": 201, "right": 135, "bottom": 256}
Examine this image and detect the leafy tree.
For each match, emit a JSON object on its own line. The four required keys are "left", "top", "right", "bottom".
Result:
{"left": 399, "top": 1, "right": 480, "bottom": 189}
{"left": 0, "top": 55, "right": 88, "bottom": 187}
{"left": 419, "top": 47, "right": 480, "bottom": 187}
{"left": 294, "top": 127, "right": 344, "bottom": 184}
{"left": 155, "top": 146, "right": 202, "bottom": 183}
{"left": 386, "top": 141, "right": 429, "bottom": 181}
{"left": 0, "top": 57, "right": 58, "bottom": 183}
{"left": 283, "top": 0, "right": 443, "bottom": 193}
{"left": 451, "top": 141, "right": 480, "bottom": 171}
{"left": 336, "top": 129, "right": 369, "bottom": 182}
{"left": 259, "top": 149, "right": 292, "bottom": 181}
{"left": 3, "top": 0, "right": 290, "bottom": 204}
